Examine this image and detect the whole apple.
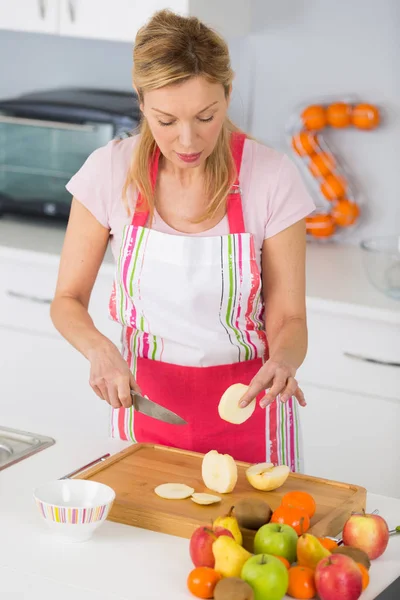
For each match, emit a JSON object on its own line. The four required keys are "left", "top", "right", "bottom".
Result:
{"left": 253, "top": 523, "right": 298, "bottom": 564}
{"left": 241, "top": 554, "right": 289, "bottom": 600}
{"left": 315, "top": 554, "right": 362, "bottom": 600}
{"left": 342, "top": 512, "right": 389, "bottom": 560}
{"left": 190, "top": 526, "right": 234, "bottom": 568}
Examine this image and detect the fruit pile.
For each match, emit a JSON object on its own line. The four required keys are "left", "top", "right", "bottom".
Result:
{"left": 287, "top": 99, "right": 381, "bottom": 241}
{"left": 187, "top": 494, "right": 390, "bottom": 600}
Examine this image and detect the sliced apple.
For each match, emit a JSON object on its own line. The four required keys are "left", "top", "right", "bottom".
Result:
{"left": 154, "top": 483, "right": 195, "bottom": 499}
{"left": 218, "top": 383, "right": 255, "bottom": 424}
{"left": 202, "top": 449, "right": 238, "bottom": 494}
{"left": 246, "top": 462, "right": 290, "bottom": 491}
{"left": 191, "top": 493, "right": 222, "bottom": 505}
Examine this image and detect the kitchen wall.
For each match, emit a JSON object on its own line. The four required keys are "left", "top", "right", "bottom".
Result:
{"left": 0, "top": 0, "right": 398, "bottom": 241}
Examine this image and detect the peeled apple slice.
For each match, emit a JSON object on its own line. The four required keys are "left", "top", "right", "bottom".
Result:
{"left": 191, "top": 493, "right": 221, "bottom": 505}
{"left": 202, "top": 450, "right": 238, "bottom": 494}
{"left": 246, "top": 463, "right": 290, "bottom": 491}
{"left": 218, "top": 383, "right": 256, "bottom": 424}
{"left": 154, "top": 483, "right": 195, "bottom": 499}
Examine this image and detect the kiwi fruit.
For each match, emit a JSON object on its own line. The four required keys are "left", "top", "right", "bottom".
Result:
{"left": 332, "top": 546, "right": 371, "bottom": 570}
{"left": 234, "top": 498, "right": 272, "bottom": 530}
{"left": 214, "top": 577, "right": 254, "bottom": 600}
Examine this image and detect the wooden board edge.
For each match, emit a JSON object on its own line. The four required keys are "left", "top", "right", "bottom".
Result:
{"left": 73, "top": 443, "right": 140, "bottom": 480}
{"left": 308, "top": 485, "right": 367, "bottom": 538}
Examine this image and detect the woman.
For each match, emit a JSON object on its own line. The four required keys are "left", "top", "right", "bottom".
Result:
{"left": 51, "top": 10, "right": 315, "bottom": 470}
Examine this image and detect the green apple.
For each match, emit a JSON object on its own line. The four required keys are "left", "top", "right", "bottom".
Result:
{"left": 253, "top": 523, "right": 298, "bottom": 564}
{"left": 241, "top": 554, "right": 289, "bottom": 600}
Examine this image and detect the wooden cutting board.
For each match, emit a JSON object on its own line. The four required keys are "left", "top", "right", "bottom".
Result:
{"left": 76, "top": 443, "right": 366, "bottom": 550}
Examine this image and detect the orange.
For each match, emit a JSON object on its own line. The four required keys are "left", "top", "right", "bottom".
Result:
{"left": 318, "top": 537, "right": 339, "bottom": 551}
{"left": 320, "top": 173, "right": 347, "bottom": 200}
{"left": 287, "top": 566, "right": 317, "bottom": 599}
{"left": 306, "top": 214, "right": 336, "bottom": 238}
{"left": 271, "top": 505, "right": 310, "bottom": 535}
{"left": 301, "top": 105, "right": 327, "bottom": 130}
{"left": 352, "top": 103, "right": 380, "bottom": 130}
{"left": 357, "top": 563, "right": 370, "bottom": 591}
{"left": 326, "top": 102, "right": 352, "bottom": 128}
{"left": 275, "top": 556, "right": 291, "bottom": 569}
{"left": 308, "top": 152, "right": 335, "bottom": 178}
{"left": 292, "top": 131, "right": 320, "bottom": 156}
{"left": 187, "top": 567, "right": 222, "bottom": 599}
{"left": 281, "top": 491, "right": 316, "bottom": 519}
{"left": 331, "top": 199, "right": 360, "bottom": 227}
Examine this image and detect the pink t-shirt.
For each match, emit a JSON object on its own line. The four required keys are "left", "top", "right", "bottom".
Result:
{"left": 66, "top": 135, "right": 315, "bottom": 269}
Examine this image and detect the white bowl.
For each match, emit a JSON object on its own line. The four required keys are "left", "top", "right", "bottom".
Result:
{"left": 33, "top": 479, "right": 116, "bottom": 542}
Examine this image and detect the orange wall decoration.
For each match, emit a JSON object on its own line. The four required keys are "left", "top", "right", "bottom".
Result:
{"left": 287, "top": 98, "right": 381, "bottom": 241}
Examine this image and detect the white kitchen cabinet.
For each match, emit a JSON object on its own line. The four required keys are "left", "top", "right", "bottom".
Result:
{"left": 0, "top": 325, "right": 111, "bottom": 438}
{"left": 0, "top": 0, "right": 59, "bottom": 35}
{"left": 299, "top": 382, "right": 400, "bottom": 499}
{"left": 58, "top": 0, "right": 250, "bottom": 42}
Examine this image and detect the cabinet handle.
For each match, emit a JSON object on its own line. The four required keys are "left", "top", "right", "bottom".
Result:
{"left": 38, "top": 0, "right": 46, "bottom": 19}
{"left": 68, "top": 0, "right": 76, "bottom": 23}
{"left": 344, "top": 351, "right": 400, "bottom": 369}
{"left": 6, "top": 290, "right": 52, "bottom": 305}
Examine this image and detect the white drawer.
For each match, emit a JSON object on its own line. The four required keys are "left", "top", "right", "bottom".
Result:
{"left": 0, "top": 251, "right": 121, "bottom": 345}
{"left": 298, "top": 309, "right": 400, "bottom": 401}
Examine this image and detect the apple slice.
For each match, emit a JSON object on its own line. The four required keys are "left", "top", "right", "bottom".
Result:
{"left": 218, "top": 383, "right": 256, "bottom": 424}
{"left": 154, "top": 483, "right": 195, "bottom": 499}
{"left": 202, "top": 450, "right": 238, "bottom": 494}
{"left": 191, "top": 493, "right": 222, "bottom": 505}
{"left": 246, "top": 462, "right": 290, "bottom": 491}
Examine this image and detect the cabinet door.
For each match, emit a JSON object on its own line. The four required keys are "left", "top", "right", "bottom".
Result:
{"left": 0, "top": 326, "right": 110, "bottom": 438}
{"left": 0, "top": 0, "right": 59, "bottom": 34}
{"left": 58, "top": 0, "right": 183, "bottom": 42}
{"left": 300, "top": 383, "right": 400, "bottom": 499}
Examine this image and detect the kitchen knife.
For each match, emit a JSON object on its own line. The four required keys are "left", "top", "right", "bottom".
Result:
{"left": 130, "top": 390, "right": 187, "bottom": 425}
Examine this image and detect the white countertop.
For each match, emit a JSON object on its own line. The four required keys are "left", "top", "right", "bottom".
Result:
{"left": 0, "top": 215, "right": 399, "bottom": 324}
{"left": 0, "top": 407, "right": 399, "bottom": 599}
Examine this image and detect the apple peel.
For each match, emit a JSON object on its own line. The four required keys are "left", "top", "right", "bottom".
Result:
{"left": 218, "top": 383, "right": 256, "bottom": 424}
{"left": 154, "top": 483, "right": 195, "bottom": 499}
{"left": 246, "top": 463, "right": 290, "bottom": 491}
{"left": 191, "top": 493, "right": 222, "bottom": 505}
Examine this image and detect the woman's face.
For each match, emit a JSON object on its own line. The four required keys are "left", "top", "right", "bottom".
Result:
{"left": 141, "top": 76, "right": 230, "bottom": 170}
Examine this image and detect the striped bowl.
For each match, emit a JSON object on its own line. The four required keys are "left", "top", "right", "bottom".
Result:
{"left": 34, "top": 479, "right": 116, "bottom": 542}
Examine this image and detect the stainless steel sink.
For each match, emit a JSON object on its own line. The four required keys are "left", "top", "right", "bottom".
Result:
{"left": 0, "top": 426, "right": 55, "bottom": 470}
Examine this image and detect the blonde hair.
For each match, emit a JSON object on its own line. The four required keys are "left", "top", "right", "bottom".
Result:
{"left": 122, "top": 9, "right": 243, "bottom": 223}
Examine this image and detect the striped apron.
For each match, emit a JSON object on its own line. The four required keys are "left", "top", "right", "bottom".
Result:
{"left": 108, "top": 132, "right": 303, "bottom": 470}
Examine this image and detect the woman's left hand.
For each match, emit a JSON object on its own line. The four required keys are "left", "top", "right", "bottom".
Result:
{"left": 239, "top": 359, "right": 307, "bottom": 409}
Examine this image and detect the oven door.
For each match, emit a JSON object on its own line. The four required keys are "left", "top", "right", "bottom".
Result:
{"left": 0, "top": 114, "right": 113, "bottom": 219}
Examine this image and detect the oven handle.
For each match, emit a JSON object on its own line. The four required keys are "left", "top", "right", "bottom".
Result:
{"left": 0, "top": 114, "right": 96, "bottom": 132}
{"left": 344, "top": 351, "right": 400, "bottom": 368}
{"left": 6, "top": 290, "right": 53, "bottom": 305}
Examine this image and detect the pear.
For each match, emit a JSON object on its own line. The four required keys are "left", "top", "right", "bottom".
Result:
{"left": 297, "top": 533, "right": 331, "bottom": 569}
{"left": 214, "top": 506, "right": 243, "bottom": 545}
{"left": 202, "top": 450, "right": 238, "bottom": 494}
{"left": 212, "top": 535, "right": 252, "bottom": 578}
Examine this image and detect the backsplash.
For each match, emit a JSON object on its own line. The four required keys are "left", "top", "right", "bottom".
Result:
{"left": 0, "top": 0, "right": 398, "bottom": 241}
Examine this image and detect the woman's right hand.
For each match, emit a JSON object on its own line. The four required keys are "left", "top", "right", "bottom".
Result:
{"left": 87, "top": 341, "right": 141, "bottom": 409}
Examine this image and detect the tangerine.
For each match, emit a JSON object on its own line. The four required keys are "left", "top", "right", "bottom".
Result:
{"left": 317, "top": 537, "right": 339, "bottom": 551}
{"left": 326, "top": 102, "right": 352, "bottom": 128}
{"left": 352, "top": 103, "right": 380, "bottom": 130}
{"left": 306, "top": 214, "right": 336, "bottom": 238}
{"left": 271, "top": 505, "right": 310, "bottom": 535}
{"left": 275, "top": 556, "right": 291, "bottom": 569}
{"left": 292, "top": 131, "right": 320, "bottom": 156}
{"left": 320, "top": 173, "right": 347, "bottom": 201}
{"left": 187, "top": 567, "right": 222, "bottom": 599}
{"left": 357, "top": 562, "right": 370, "bottom": 591}
{"left": 331, "top": 199, "right": 360, "bottom": 226}
{"left": 281, "top": 491, "right": 317, "bottom": 519}
{"left": 308, "top": 152, "right": 335, "bottom": 178}
{"left": 287, "top": 565, "right": 317, "bottom": 599}
{"left": 301, "top": 105, "right": 327, "bottom": 130}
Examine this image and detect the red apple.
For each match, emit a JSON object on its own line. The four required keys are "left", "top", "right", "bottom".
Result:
{"left": 342, "top": 512, "right": 390, "bottom": 559}
{"left": 315, "top": 554, "right": 363, "bottom": 600}
{"left": 189, "top": 526, "right": 234, "bottom": 567}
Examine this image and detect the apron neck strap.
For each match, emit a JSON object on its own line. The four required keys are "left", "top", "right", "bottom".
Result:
{"left": 132, "top": 132, "right": 247, "bottom": 233}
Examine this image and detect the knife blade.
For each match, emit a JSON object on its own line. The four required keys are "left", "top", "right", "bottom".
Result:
{"left": 130, "top": 391, "right": 187, "bottom": 425}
